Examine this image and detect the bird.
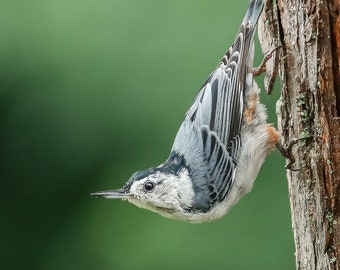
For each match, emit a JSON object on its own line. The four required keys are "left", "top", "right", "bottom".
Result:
{"left": 91, "top": 0, "right": 280, "bottom": 223}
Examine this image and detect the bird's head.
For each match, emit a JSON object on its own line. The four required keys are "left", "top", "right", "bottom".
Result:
{"left": 91, "top": 166, "right": 196, "bottom": 221}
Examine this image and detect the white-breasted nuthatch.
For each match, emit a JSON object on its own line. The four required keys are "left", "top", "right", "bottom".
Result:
{"left": 91, "top": 0, "right": 280, "bottom": 223}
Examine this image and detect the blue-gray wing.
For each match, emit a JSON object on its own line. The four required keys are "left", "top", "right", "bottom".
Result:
{"left": 186, "top": 0, "right": 265, "bottom": 147}
{"left": 171, "top": 0, "right": 264, "bottom": 211}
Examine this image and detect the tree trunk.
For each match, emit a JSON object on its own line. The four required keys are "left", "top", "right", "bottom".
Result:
{"left": 258, "top": 0, "right": 340, "bottom": 269}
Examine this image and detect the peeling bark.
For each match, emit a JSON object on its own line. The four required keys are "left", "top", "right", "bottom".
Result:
{"left": 258, "top": 0, "right": 340, "bottom": 269}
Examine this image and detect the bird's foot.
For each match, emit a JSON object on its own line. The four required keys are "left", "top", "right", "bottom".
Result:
{"left": 276, "top": 136, "right": 311, "bottom": 171}
{"left": 253, "top": 46, "right": 282, "bottom": 77}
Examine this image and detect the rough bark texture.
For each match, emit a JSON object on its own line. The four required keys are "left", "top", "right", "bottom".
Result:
{"left": 258, "top": 0, "right": 340, "bottom": 269}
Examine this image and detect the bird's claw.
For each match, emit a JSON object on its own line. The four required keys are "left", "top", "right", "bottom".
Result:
{"left": 276, "top": 137, "right": 311, "bottom": 171}
{"left": 253, "top": 46, "right": 283, "bottom": 77}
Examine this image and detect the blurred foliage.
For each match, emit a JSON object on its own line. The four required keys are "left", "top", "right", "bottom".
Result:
{"left": 1, "top": 0, "right": 295, "bottom": 269}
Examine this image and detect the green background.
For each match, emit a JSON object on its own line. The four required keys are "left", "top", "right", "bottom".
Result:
{"left": 1, "top": 0, "right": 295, "bottom": 269}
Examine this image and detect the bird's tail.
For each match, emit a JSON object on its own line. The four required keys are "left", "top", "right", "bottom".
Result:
{"left": 219, "top": 0, "right": 264, "bottom": 68}
{"left": 209, "top": 0, "right": 264, "bottom": 145}
{"left": 242, "top": 0, "right": 264, "bottom": 29}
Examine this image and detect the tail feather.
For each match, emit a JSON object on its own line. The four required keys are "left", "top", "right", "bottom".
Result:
{"left": 220, "top": 0, "right": 264, "bottom": 68}
{"left": 242, "top": 0, "right": 265, "bottom": 27}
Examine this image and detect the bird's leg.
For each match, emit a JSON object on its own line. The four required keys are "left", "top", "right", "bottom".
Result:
{"left": 253, "top": 46, "right": 282, "bottom": 77}
{"left": 276, "top": 137, "right": 311, "bottom": 171}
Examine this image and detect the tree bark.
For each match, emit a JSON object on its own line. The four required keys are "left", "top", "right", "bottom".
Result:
{"left": 258, "top": 0, "right": 340, "bottom": 269}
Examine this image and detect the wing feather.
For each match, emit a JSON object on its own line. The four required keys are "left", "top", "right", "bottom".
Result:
{"left": 171, "top": 0, "right": 264, "bottom": 212}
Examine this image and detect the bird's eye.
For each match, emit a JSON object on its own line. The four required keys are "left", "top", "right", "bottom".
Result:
{"left": 143, "top": 181, "right": 155, "bottom": 192}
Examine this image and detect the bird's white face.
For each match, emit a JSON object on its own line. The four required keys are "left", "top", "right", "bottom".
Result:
{"left": 126, "top": 170, "right": 195, "bottom": 220}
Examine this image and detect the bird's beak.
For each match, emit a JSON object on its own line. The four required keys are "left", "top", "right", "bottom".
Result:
{"left": 91, "top": 188, "right": 130, "bottom": 199}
